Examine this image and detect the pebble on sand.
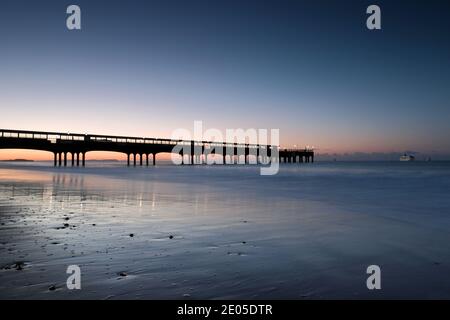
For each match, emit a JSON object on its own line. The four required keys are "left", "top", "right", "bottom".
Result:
{"left": 1, "top": 261, "right": 27, "bottom": 271}
{"left": 15, "top": 262, "right": 25, "bottom": 270}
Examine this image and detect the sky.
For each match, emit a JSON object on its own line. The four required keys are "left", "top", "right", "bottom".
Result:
{"left": 1, "top": 0, "right": 450, "bottom": 160}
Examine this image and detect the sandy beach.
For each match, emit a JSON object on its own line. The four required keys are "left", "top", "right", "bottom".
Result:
{"left": 1, "top": 161, "right": 450, "bottom": 299}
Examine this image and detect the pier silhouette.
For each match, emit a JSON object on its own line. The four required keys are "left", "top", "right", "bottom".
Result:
{"left": 0, "top": 129, "right": 314, "bottom": 166}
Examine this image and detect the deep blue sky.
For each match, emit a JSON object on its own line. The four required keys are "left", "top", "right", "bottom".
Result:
{"left": 1, "top": 0, "right": 450, "bottom": 155}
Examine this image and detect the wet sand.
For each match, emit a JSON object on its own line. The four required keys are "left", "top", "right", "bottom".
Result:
{"left": 1, "top": 162, "right": 450, "bottom": 299}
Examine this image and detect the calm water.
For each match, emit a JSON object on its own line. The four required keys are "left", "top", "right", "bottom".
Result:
{"left": 1, "top": 161, "right": 450, "bottom": 299}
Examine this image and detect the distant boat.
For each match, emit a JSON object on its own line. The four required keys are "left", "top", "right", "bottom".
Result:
{"left": 400, "top": 154, "right": 415, "bottom": 161}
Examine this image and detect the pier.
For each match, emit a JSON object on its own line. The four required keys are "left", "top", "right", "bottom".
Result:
{"left": 0, "top": 129, "right": 314, "bottom": 166}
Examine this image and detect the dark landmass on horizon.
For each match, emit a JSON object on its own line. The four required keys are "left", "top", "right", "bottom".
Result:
{"left": 0, "top": 159, "right": 34, "bottom": 162}
{"left": 315, "top": 152, "right": 449, "bottom": 162}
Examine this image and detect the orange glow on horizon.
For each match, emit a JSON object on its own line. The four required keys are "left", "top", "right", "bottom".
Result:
{"left": 0, "top": 150, "right": 176, "bottom": 161}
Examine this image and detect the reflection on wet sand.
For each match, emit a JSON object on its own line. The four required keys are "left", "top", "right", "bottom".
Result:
{"left": 1, "top": 162, "right": 450, "bottom": 299}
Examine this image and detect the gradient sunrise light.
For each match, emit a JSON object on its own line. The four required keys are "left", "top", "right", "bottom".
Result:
{"left": 1, "top": 0, "right": 450, "bottom": 160}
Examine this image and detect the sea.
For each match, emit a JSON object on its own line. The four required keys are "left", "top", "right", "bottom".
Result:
{"left": 1, "top": 161, "right": 450, "bottom": 299}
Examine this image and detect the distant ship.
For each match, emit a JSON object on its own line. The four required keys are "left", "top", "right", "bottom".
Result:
{"left": 400, "top": 154, "right": 415, "bottom": 161}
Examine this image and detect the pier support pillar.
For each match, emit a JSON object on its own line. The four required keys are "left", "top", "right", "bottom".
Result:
{"left": 58, "top": 153, "right": 62, "bottom": 166}
{"left": 146, "top": 154, "right": 149, "bottom": 166}
{"left": 82, "top": 153, "right": 85, "bottom": 166}
{"left": 63, "top": 152, "right": 67, "bottom": 167}
{"left": 54, "top": 153, "right": 57, "bottom": 167}
{"left": 76, "top": 153, "right": 80, "bottom": 166}
{"left": 127, "top": 154, "right": 130, "bottom": 166}
{"left": 153, "top": 153, "right": 156, "bottom": 166}
{"left": 140, "top": 154, "right": 143, "bottom": 166}
{"left": 71, "top": 153, "right": 75, "bottom": 166}
{"left": 133, "top": 154, "right": 136, "bottom": 166}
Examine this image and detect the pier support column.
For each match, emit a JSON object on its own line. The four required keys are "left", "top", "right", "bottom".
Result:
{"left": 146, "top": 154, "right": 149, "bottom": 166}
{"left": 153, "top": 153, "right": 156, "bottom": 166}
{"left": 140, "top": 154, "right": 143, "bottom": 166}
{"left": 191, "top": 154, "right": 194, "bottom": 165}
{"left": 133, "top": 154, "right": 136, "bottom": 166}
{"left": 54, "top": 153, "right": 57, "bottom": 167}
{"left": 64, "top": 152, "right": 67, "bottom": 167}
{"left": 82, "top": 153, "right": 85, "bottom": 166}
{"left": 71, "top": 153, "right": 75, "bottom": 166}
{"left": 76, "top": 153, "right": 80, "bottom": 166}
{"left": 58, "top": 153, "right": 62, "bottom": 166}
{"left": 223, "top": 154, "right": 226, "bottom": 165}
{"left": 127, "top": 154, "right": 130, "bottom": 166}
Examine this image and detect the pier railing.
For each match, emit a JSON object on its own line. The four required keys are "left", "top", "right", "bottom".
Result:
{"left": 0, "top": 128, "right": 285, "bottom": 150}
